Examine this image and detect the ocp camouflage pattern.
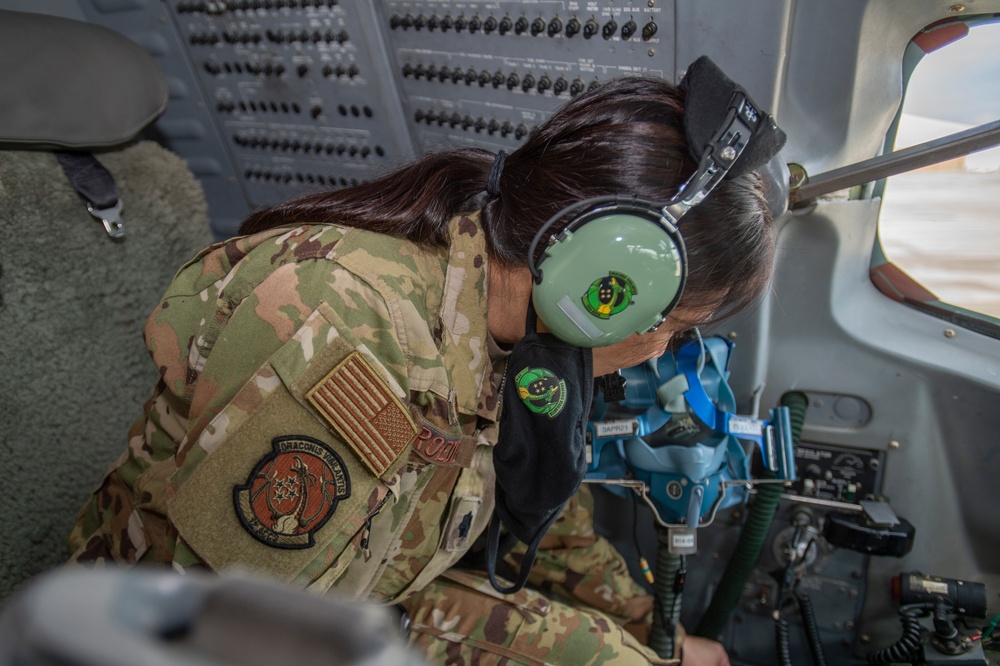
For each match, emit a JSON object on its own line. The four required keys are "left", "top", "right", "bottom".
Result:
{"left": 402, "top": 566, "right": 672, "bottom": 664}
{"left": 505, "top": 487, "right": 654, "bottom": 625}
{"left": 67, "top": 212, "right": 667, "bottom": 664}
{"left": 68, "top": 213, "right": 502, "bottom": 600}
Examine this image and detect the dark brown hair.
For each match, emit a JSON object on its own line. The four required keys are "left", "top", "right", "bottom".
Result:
{"left": 239, "top": 76, "right": 775, "bottom": 322}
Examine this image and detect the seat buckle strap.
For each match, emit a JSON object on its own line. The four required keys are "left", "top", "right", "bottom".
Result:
{"left": 55, "top": 150, "right": 126, "bottom": 240}
{"left": 87, "top": 200, "right": 125, "bottom": 239}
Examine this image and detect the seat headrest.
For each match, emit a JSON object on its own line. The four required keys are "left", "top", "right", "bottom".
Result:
{"left": 0, "top": 10, "right": 168, "bottom": 149}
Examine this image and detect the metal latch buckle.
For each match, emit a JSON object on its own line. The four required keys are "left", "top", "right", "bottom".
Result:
{"left": 87, "top": 200, "right": 125, "bottom": 239}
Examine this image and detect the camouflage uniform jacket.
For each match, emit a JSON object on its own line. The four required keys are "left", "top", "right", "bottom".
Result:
{"left": 69, "top": 213, "right": 503, "bottom": 603}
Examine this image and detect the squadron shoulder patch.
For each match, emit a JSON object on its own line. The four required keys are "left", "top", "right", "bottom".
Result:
{"left": 233, "top": 435, "right": 351, "bottom": 549}
{"left": 515, "top": 366, "right": 568, "bottom": 418}
{"left": 305, "top": 351, "right": 418, "bottom": 477}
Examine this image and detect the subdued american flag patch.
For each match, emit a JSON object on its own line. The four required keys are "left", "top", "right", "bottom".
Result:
{"left": 306, "top": 352, "right": 418, "bottom": 477}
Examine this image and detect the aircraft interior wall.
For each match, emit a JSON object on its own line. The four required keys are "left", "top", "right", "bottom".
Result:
{"left": 1, "top": 1, "right": 998, "bottom": 664}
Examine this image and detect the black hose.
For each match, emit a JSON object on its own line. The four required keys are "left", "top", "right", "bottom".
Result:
{"left": 866, "top": 604, "right": 932, "bottom": 665}
{"left": 796, "top": 588, "right": 828, "bottom": 666}
{"left": 775, "top": 613, "right": 794, "bottom": 666}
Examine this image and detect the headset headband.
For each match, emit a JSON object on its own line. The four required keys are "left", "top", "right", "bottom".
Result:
{"left": 663, "top": 56, "right": 788, "bottom": 224}
{"left": 662, "top": 93, "right": 754, "bottom": 224}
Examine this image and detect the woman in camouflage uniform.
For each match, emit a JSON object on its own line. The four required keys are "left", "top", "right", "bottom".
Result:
{"left": 69, "top": 74, "right": 778, "bottom": 665}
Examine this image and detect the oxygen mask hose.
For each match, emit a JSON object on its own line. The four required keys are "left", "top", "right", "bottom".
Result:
{"left": 649, "top": 532, "right": 685, "bottom": 660}
{"left": 694, "top": 391, "right": 808, "bottom": 639}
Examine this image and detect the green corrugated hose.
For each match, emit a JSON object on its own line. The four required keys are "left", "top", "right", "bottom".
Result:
{"left": 693, "top": 391, "right": 808, "bottom": 640}
{"left": 649, "top": 540, "right": 684, "bottom": 659}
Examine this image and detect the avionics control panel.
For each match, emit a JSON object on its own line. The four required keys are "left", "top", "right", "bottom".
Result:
{"left": 791, "top": 442, "right": 883, "bottom": 502}
{"left": 751, "top": 441, "right": 884, "bottom": 503}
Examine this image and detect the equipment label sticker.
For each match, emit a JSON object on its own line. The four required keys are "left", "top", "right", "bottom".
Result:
{"left": 671, "top": 532, "right": 696, "bottom": 548}
{"left": 915, "top": 577, "right": 950, "bottom": 596}
{"left": 729, "top": 416, "right": 764, "bottom": 436}
{"left": 594, "top": 420, "right": 638, "bottom": 438}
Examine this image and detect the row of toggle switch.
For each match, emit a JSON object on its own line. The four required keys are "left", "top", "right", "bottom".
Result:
{"left": 177, "top": 0, "right": 339, "bottom": 13}
{"left": 265, "top": 28, "right": 349, "bottom": 44}
{"left": 320, "top": 62, "right": 361, "bottom": 79}
{"left": 217, "top": 99, "right": 304, "bottom": 114}
{"left": 202, "top": 59, "right": 361, "bottom": 79}
{"left": 413, "top": 108, "right": 534, "bottom": 140}
{"left": 204, "top": 60, "right": 285, "bottom": 76}
{"left": 235, "top": 133, "right": 385, "bottom": 158}
{"left": 243, "top": 168, "right": 362, "bottom": 188}
{"left": 389, "top": 13, "right": 657, "bottom": 41}
{"left": 188, "top": 28, "right": 349, "bottom": 45}
{"left": 217, "top": 97, "right": 372, "bottom": 117}
{"left": 403, "top": 63, "right": 597, "bottom": 97}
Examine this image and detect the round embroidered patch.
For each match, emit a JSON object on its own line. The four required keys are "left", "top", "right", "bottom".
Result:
{"left": 581, "top": 271, "right": 637, "bottom": 319}
{"left": 515, "top": 366, "right": 568, "bottom": 418}
{"left": 233, "top": 435, "right": 351, "bottom": 549}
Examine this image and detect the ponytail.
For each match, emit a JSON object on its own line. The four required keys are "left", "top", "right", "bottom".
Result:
{"left": 239, "top": 148, "right": 494, "bottom": 243}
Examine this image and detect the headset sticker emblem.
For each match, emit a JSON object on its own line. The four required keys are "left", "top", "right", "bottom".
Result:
{"left": 582, "top": 271, "right": 637, "bottom": 319}
{"left": 234, "top": 435, "right": 351, "bottom": 550}
{"left": 515, "top": 367, "right": 568, "bottom": 418}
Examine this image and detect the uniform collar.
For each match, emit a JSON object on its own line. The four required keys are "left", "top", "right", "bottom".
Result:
{"left": 438, "top": 212, "right": 495, "bottom": 418}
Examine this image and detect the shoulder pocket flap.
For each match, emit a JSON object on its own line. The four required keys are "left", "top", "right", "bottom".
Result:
{"left": 169, "top": 303, "right": 409, "bottom": 582}
{"left": 272, "top": 302, "right": 419, "bottom": 479}
{"left": 170, "top": 380, "right": 381, "bottom": 582}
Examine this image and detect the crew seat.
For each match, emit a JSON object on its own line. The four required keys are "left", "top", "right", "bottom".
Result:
{"left": 0, "top": 9, "right": 213, "bottom": 599}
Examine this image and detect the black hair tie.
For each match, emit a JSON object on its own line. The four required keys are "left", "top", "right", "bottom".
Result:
{"left": 486, "top": 150, "right": 507, "bottom": 199}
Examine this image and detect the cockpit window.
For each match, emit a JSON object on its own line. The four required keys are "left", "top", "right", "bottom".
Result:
{"left": 875, "top": 19, "right": 1000, "bottom": 325}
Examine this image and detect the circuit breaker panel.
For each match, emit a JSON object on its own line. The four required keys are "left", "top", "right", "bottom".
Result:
{"left": 376, "top": 1, "right": 674, "bottom": 153}
{"left": 74, "top": 0, "right": 676, "bottom": 237}
{"left": 167, "top": 1, "right": 415, "bottom": 214}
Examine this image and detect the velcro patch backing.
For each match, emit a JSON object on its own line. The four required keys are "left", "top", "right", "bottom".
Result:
{"left": 306, "top": 351, "right": 418, "bottom": 477}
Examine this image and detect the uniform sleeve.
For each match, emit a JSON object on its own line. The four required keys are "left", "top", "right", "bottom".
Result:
{"left": 164, "top": 259, "right": 420, "bottom": 584}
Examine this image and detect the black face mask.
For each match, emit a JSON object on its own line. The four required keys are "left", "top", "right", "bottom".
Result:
{"left": 487, "top": 304, "right": 593, "bottom": 593}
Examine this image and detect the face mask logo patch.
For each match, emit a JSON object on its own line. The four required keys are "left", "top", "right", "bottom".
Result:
{"left": 582, "top": 271, "right": 637, "bottom": 319}
{"left": 515, "top": 366, "right": 568, "bottom": 418}
{"left": 234, "top": 435, "right": 351, "bottom": 549}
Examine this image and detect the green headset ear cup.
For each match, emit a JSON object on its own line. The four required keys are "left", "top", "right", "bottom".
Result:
{"left": 532, "top": 206, "right": 686, "bottom": 348}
